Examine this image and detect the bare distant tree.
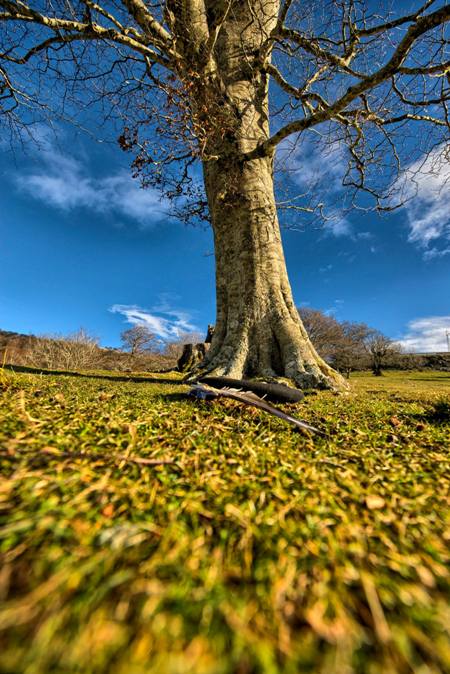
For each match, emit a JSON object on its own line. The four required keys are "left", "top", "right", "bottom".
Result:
{"left": 298, "top": 308, "right": 346, "bottom": 361}
{"left": 25, "top": 328, "right": 100, "bottom": 370}
{"left": 120, "top": 325, "right": 158, "bottom": 356}
{"left": 23, "top": 337, "right": 59, "bottom": 370}
{"left": 1, "top": 1, "right": 449, "bottom": 389}
{"left": 364, "top": 330, "right": 400, "bottom": 376}
{"left": 59, "top": 328, "right": 100, "bottom": 369}
{"left": 299, "top": 308, "right": 373, "bottom": 376}
{"left": 333, "top": 321, "right": 372, "bottom": 377}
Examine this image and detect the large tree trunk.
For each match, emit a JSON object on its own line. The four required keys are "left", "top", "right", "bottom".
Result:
{"left": 180, "top": 0, "right": 346, "bottom": 390}
{"left": 201, "top": 155, "right": 345, "bottom": 389}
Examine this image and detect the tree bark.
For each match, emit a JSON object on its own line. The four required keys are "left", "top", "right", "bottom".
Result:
{"left": 200, "top": 155, "right": 345, "bottom": 389}
{"left": 177, "top": 342, "right": 208, "bottom": 372}
{"left": 182, "top": 0, "right": 346, "bottom": 390}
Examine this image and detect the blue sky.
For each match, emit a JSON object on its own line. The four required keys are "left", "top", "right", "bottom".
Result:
{"left": 1, "top": 124, "right": 449, "bottom": 352}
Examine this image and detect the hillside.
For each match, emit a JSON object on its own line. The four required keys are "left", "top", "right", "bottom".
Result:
{"left": 0, "top": 329, "right": 37, "bottom": 361}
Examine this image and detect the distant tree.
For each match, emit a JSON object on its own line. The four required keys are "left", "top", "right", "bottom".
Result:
{"left": 25, "top": 328, "right": 100, "bottom": 370}
{"left": 120, "top": 325, "right": 158, "bottom": 356}
{"left": 298, "top": 308, "right": 346, "bottom": 361}
{"left": 59, "top": 328, "right": 100, "bottom": 369}
{"left": 364, "top": 330, "right": 400, "bottom": 376}
{"left": 299, "top": 308, "right": 373, "bottom": 377}
{"left": 333, "top": 321, "right": 372, "bottom": 377}
{"left": 23, "top": 336, "right": 59, "bottom": 370}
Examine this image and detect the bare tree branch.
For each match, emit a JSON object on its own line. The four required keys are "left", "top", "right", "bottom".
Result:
{"left": 250, "top": 3, "right": 450, "bottom": 159}
{"left": 0, "top": 0, "right": 172, "bottom": 66}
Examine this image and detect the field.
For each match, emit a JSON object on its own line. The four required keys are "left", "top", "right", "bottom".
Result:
{"left": 0, "top": 368, "right": 449, "bottom": 674}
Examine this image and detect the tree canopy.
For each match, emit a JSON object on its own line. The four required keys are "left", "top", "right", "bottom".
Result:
{"left": 1, "top": 1, "right": 449, "bottom": 220}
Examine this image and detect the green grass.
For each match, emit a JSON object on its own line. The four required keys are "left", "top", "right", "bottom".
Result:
{"left": 0, "top": 368, "right": 449, "bottom": 674}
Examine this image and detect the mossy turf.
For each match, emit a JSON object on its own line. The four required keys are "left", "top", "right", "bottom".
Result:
{"left": 0, "top": 368, "right": 449, "bottom": 674}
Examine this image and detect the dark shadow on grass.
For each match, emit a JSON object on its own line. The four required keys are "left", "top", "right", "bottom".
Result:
{"left": 413, "top": 398, "right": 450, "bottom": 425}
{"left": 2, "top": 363, "right": 186, "bottom": 386}
{"left": 155, "top": 391, "right": 192, "bottom": 403}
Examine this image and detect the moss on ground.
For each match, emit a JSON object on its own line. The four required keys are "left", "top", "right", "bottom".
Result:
{"left": 0, "top": 368, "right": 449, "bottom": 674}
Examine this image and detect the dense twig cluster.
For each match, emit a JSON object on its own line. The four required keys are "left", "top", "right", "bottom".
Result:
{"left": 0, "top": 1, "right": 449, "bottom": 220}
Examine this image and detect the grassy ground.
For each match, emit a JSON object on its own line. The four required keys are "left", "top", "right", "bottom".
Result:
{"left": 0, "top": 368, "right": 449, "bottom": 674}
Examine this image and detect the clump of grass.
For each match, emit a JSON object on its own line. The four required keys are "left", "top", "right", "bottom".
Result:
{"left": 0, "top": 370, "right": 449, "bottom": 674}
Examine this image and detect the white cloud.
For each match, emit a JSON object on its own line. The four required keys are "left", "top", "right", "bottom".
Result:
{"left": 15, "top": 132, "right": 167, "bottom": 227}
{"left": 325, "top": 212, "right": 351, "bottom": 237}
{"left": 324, "top": 298, "right": 344, "bottom": 316}
{"left": 277, "top": 136, "right": 450, "bottom": 251}
{"left": 278, "top": 136, "right": 346, "bottom": 191}
{"left": 276, "top": 136, "right": 352, "bottom": 237}
{"left": 397, "top": 316, "right": 450, "bottom": 353}
{"left": 395, "top": 145, "right": 450, "bottom": 257}
{"left": 110, "top": 302, "right": 199, "bottom": 341}
{"left": 423, "top": 246, "right": 450, "bottom": 261}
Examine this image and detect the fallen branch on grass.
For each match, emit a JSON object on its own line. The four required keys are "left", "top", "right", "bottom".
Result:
{"left": 196, "top": 376, "right": 305, "bottom": 403}
{"left": 188, "top": 384, "right": 323, "bottom": 435}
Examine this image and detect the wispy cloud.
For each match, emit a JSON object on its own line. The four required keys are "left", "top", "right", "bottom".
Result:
{"left": 15, "top": 130, "right": 167, "bottom": 227}
{"left": 281, "top": 138, "right": 346, "bottom": 192}
{"left": 110, "top": 300, "right": 199, "bottom": 341}
{"left": 397, "top": 315, "right": 450, "bottom": 353}
{"left": 325, "top": 213, "right": 351, "bottom": 237}
{"left": 395, "top": 145, "right": 450, "bottom": 258}
{"left": 324, "top": 298, "right": 344, "bottom": 316}
{"left": 276, "top": 136, "right": 352, "bottom": 237}
{"left": 423, "top": 246, "right": 450, "bottom": 261}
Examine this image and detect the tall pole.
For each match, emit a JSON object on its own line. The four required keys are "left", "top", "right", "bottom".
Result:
{"left": 446, "top": 330, "right": 450, "bottom": 353}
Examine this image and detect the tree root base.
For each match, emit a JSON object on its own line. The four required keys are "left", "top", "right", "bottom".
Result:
{"left": 184, "top": 365, "right": 349, "bottom": 393}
